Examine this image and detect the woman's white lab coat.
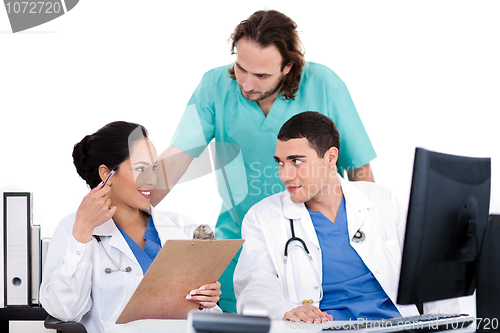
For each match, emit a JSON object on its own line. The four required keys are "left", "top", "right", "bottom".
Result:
{"left": 40, "top": 206, "right": 220, "bottom": 333}
{"left": 234, "top": 176, "right": 460, "bottom": 320}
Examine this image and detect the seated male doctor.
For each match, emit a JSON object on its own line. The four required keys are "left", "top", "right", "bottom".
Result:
{"left": 234, "top": 111, "right": 459, "bottom": 322}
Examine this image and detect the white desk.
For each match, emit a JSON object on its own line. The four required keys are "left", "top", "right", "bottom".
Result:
{"left": 110, "top": 319, "right": 331, "bottom": 333}
{"left": 109, "top": 319, "right": 477, "bottom": 333}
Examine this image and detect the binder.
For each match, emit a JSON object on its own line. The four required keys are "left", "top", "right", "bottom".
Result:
{"left": 41, "top": 238, "right": 51, "bottom": 279}
{"left": 31, "top": 225, "right": 41, "bottom": 305}
{"left": 3, "top": 192, "right": 32, "bottom": 307}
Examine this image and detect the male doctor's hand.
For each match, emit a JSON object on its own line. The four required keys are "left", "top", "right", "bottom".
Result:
{"left": 283, "top": 304, "right": 333, "bottom": 323}
{"left": 185, "top": 281, "right": 221, "bottom": 309}
{"left": 73, "top": 183, "right": 117, "bottom": 243}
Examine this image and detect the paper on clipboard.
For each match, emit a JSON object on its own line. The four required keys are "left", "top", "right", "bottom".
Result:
{"left": 116, "top": 239, "right": 244, "bottom": 324}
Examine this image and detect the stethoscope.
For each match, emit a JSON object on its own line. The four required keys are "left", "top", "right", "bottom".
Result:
{"left": 94, "top": 235, "right": 132, "bottom": 274}
{"left": 282, "top": 218, "right": 366, "bottom": 305}
{"left": 283, "top": 219, "right": 323, "bottom": 305}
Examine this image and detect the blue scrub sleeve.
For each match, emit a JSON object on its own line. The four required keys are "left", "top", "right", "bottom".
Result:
{"left": 326, "top": 75, "right": 377, "bottom": 172}
{"left": 170, "top": 72, "right": 216, "bottom": 158}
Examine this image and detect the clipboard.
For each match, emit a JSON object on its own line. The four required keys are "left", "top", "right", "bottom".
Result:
{"left": 116, "top": 239, "right": 244, "bottom": 324}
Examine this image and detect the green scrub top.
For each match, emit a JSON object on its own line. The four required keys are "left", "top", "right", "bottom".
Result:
{"left": 170, "top": 62, "right": 376, "bottom": 312}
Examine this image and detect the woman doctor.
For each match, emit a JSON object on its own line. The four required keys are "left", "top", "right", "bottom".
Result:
{"left": 40, "top": 121, "right": 221, "bottom": 333}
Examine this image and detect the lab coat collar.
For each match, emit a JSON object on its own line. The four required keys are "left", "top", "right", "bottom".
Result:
{"left": 282, "top": 192, "right": 308, "bottom": 220}
{"left": 281, "top": 174, "right": 374, "bottom": 243}
{"left": 92, "top": 218, "right": 116, "bottom": 236}
{"left": 92, "top": 205, "right": 157, "bottom": 237}
{"left": 338, "top": 176, "right": 374, "bottom": 240}
{"left": 281, "top": 191, "right": 321, "bottom": 251}
{"left": 91, "top": 205, "right": 160, "bottom": 268}
{"left": 149, "top": 208, "right": 190, "bottom": 245}
{"left": 281, "top": 174, "right": 373, "bottom": 217}
{"left": 338, "top": 176, "right": 373, "bottom": 211}
{"left": 92, "top": 218, "right": 138, "bottom": 268}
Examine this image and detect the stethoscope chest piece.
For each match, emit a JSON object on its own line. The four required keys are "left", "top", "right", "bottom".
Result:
{"left": 352, "top": 230, "right": 365, "bottom": 243}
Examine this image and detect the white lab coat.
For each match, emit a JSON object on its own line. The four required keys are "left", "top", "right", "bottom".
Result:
{"left": 234, "top": 175, "right": 460, "bottom": 320}
{"left": 40, "top": 206, "right": 221, "bottom": 333}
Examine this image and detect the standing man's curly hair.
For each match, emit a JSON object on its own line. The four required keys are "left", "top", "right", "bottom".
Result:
{"left": 228, "top": 10, "right": 305, "bottom": 100}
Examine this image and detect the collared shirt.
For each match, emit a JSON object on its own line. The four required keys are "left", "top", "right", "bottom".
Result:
{"left": 116, "top": 216, "right": 162, "bottom": 274}
{"left": 308, "top": 196, "right": 401, "bottom": 320}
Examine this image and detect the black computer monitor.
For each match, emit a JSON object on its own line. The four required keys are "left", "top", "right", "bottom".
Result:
{"left": 397, "top": 148, "right": 491, "bottom": 305}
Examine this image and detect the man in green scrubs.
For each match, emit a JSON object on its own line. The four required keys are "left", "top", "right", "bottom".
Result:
{"left": 152, "top": 9, "right": 377, "bottom": 312}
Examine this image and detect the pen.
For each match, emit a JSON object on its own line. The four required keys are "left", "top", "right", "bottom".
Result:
{"left": 100, "top": 166, "right": 118, "bottom": 189}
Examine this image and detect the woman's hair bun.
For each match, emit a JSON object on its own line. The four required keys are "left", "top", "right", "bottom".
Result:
{"left": 72, "top": 122, "right": 148, "bottom": 188}
{"left": 73, "top": 134, "right": 93, "bottom": 184}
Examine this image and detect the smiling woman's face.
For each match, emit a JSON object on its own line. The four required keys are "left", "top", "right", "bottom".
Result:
{"left": 107, "top": 137, "right": 158, "bottom": 211}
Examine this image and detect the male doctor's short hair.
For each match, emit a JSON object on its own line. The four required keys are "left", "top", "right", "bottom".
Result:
{"left": 73, "top": 121, "right": 148, "bottom": 188}
{"left": 278, "top": 111, "right": 340, "bottom": 158}
{"left": 228, "top": 9, "right": 305, "bottom": 100}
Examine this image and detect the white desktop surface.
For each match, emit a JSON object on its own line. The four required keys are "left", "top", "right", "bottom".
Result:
{"left": 110, "top": 319, "right": 326, "bottom": 333}
{"left": 109, "top": 319, "right": 477, "bottom": 333}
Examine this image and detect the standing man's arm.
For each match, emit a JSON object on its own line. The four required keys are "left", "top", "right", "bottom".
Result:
{"left": 316, "top": 64, "right": 376, "bottom": 181}
{"left": 347, "top": 163, "right": 375, "bottom": 182}
{"left": 151, "top": 145, "right": 194, "bottom": 207}
{"left": 152, "top": 71, "right": 218, "bottom": 207}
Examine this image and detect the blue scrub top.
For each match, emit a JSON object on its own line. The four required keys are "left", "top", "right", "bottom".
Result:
{"left": 116, "top": 216, "right": 162, "bottom": 275}
{"left": 308, "top": 196, "right": 401, "bottom": 320}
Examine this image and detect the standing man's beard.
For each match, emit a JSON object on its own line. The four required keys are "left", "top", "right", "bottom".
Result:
{"left": 240, "top": 74, "right": 285, "bottom": 102}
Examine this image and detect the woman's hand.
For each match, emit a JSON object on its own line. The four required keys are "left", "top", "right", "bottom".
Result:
{"left": 73, "top": 183, "right": 117, "bottom": 243}
{"left": 283, "top": 304, "right": 332, "bottom": 323}
{"left": 185, "top": 281, "right": 221, "bottom": 309}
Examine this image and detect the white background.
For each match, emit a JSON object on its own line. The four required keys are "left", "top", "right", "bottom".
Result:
{"left": 0, "top": 0, "right": 499, "bottom": 324}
